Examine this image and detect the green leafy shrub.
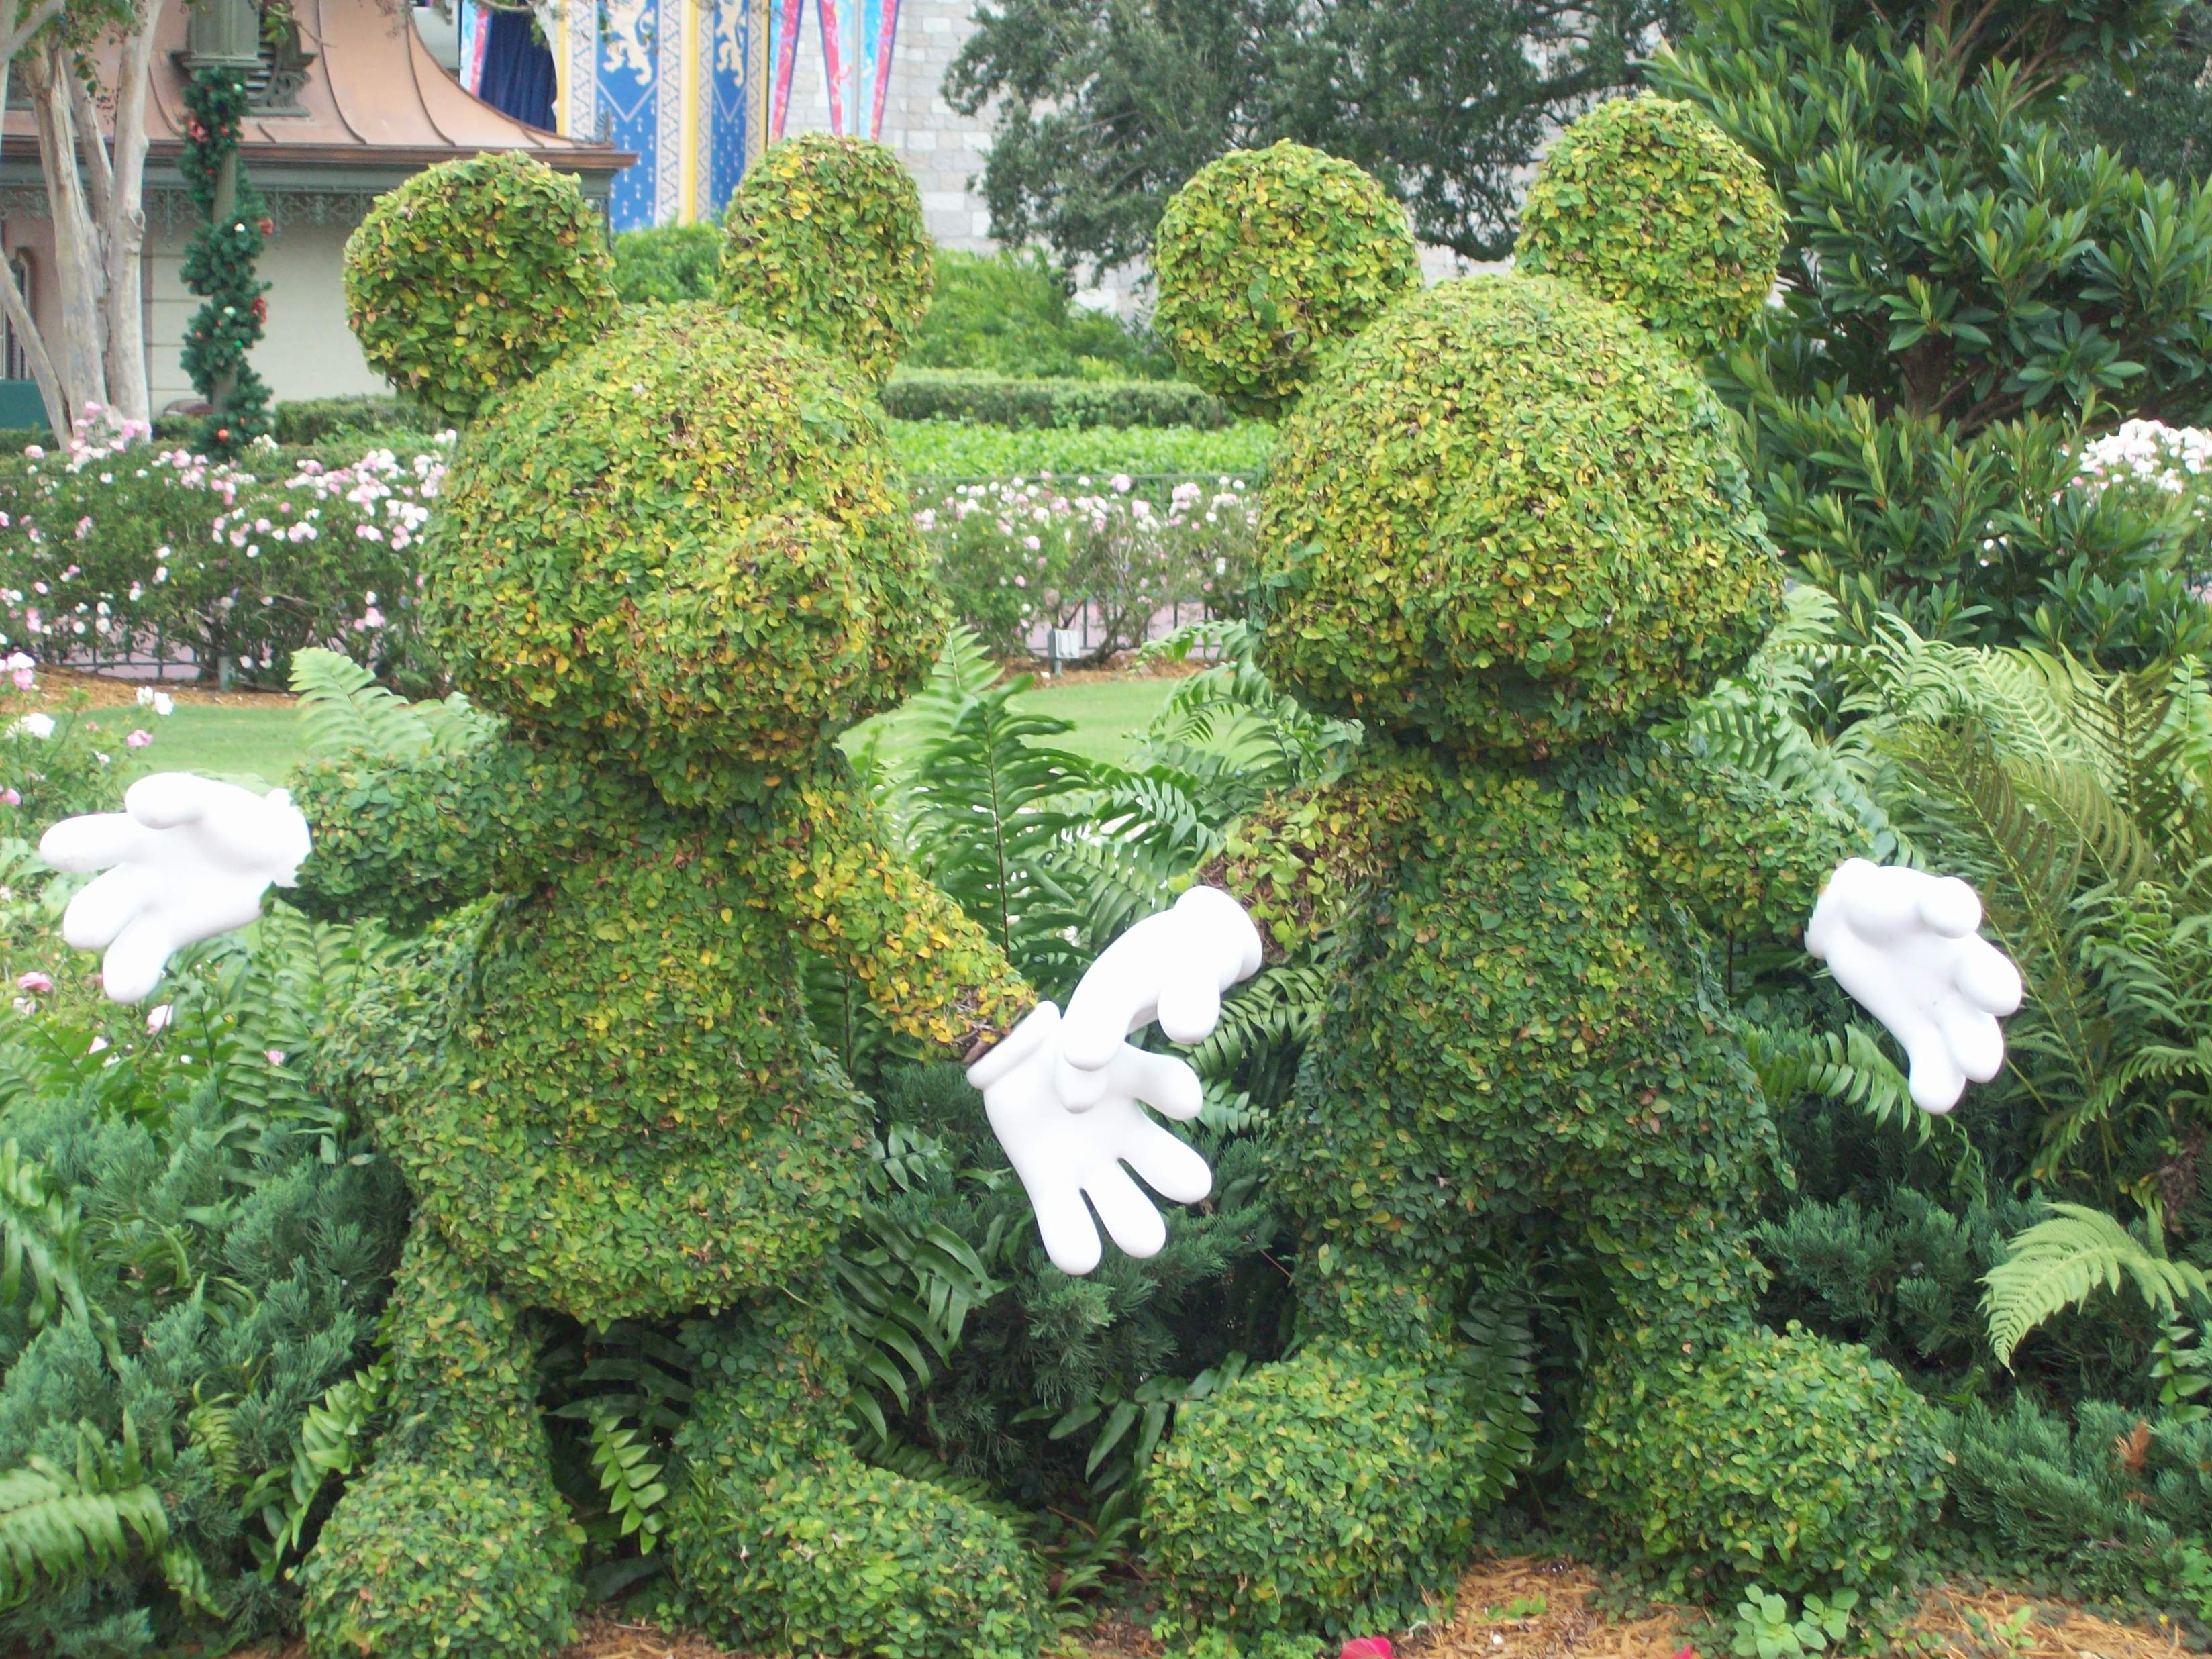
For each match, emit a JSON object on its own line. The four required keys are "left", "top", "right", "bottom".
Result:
{"left": 1152, "top": 141, "right": 1419, "bottom": 419}
{"left": 267, "top": 396, "right": 432, "bottom": 446}
{"left": 887, "top": 417, "right": 1274, "bottom": 482}
{"left": 343, "top": 151, "right": 618, "bottom": 425}
{"left": 1515, "top": 95, "right": 1785, "bottom": 360}
{"left": 910, "top": 246, "right": 1174, "bottom": 379}
{"left": 881, "top": 368, "right": 1231, "bottom": 429}
{"left": 1252, "top": 274, "right": 1779, "bottom": 756}
{"left": 1577, "top": 1324, "right": 1948, "bottom": 1596}
{"left": 1144, "top": 1345, "right": 1513, "bottom": 1636}
{"left": 1656, "top": 0, "right": 2212, "bottom": 660}
{"left": 718, "top": 133, "right": 934, "bottom": 388}
{"left": 611, "top": 221, "right": 721, "bottom": 306}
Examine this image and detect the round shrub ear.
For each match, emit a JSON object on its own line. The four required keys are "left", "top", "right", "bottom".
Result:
{"left": 1153, "top": 141, "right": 1419, "bottom": 421}
{"left": 1514, "top": 95, "right": 1785, "bottom": 360}
{"left": 344, "top": 151, "right": 619, "bottom": 426}
{"left": 717, "top": 134, "right": 935, "bottom": 389}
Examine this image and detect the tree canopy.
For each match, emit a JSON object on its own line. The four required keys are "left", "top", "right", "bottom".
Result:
{"left": 943, "top": 0, "right": 1674, "bottom": 276}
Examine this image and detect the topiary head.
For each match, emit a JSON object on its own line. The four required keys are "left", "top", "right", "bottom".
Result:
{"left": 1152, "top": 131, "right": 1784, "bottom": 759}
{"left": 422, "top": 305, "right": 940, "bottom": 804}
{"left": 717, "top": 133, "right": 936, "bottom": 391}
{"left": 1514, "top": 95, "right": 1785, "bottom": 362}
{"left": 346, "top": 156, "right": 945, "bottom": 805}
{"left": 343, "top": 151, "right": 619, "bottom": 426}
{"left": 1152, "top": 141, "right": 1420, "bottom": 420}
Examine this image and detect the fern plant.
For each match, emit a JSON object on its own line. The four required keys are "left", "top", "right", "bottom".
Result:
{"left": 1984, "top": 1201, "right": 2212, "bottom": 1368}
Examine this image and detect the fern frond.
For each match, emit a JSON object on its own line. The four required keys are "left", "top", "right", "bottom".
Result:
{"left": 1983, "top": 1203, "right": 2212, "bottom": 1367}
{"left": 587, "top": 1411, "right": 669, "bottom": 1551}
{"left": 245, "top": 1362, "right": 385, "bottom": 1578}
{"left": 0, "top": 1418, "right": 171, "bottom": 1611}
{"left": 291, "top": 648, "right": 496, "bottom": 762}
{"left": 0, "top": 1138, "right": 91, "bottom": 1333}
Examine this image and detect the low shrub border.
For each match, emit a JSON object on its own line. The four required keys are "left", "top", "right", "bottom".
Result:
{"left": 882, "top": 368, "right": 1234, "bottom": 430}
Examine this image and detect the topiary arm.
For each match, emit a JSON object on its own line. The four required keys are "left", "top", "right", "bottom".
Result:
{"left": 1570, "top": 737, "right": 1868, "bottom": 950}
{"left": 766, "top": 775, "right": 1036, "bottom": 1054}
{"left": 1196, "top": 750, "right": 1434, "bottom": 961}
{"left": 283, "top": 738, "right": 602, "bottom": 929}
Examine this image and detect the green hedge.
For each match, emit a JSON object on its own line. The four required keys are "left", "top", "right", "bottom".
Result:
{"left": 887, "top": 417, "right": 1272, "bottom": 482}
{"left": 881, "top": 368, "right": 1233, "bottom": 430}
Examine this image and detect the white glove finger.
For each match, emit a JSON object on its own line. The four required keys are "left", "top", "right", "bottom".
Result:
{"left": 99, "top": 913, "right": 177, "bottom": 1005}
{"left": 1956, "top": 939, "right": 2023, "bottom": 1017}
{"left": 1082, "top": 1160, "right": 1168, "bottom": 1260}
{"left": 1118, "top": 1113, "right": 1213, "bottom": 1206}
{"left": 39, "top": 812, "right": 152, "bottom": 874}
{"left": 1154, "top": 970, "right": 1223, "bottom": 1046}
{"left": 1917, "top": 875, "right": 1983, "bottom": 938}
{"left": 1060, "top": 944, "right": 1159, "bottom": 1074}
{"left": 168, "top": 877, "right": 274, "bottom": 948}
{"left": 1111, "top": 1045, "right": 1205, "bottom": 1121}
{"left": 1936, "top": 999, "right": 2006, "bottom": 1085}
{"left": 122, "top": 771, "right": 235, "bottom": 831}
{"left": 1838, "top": 861, "right": 1925, "bottom": 943}
{"left": 1902, "top": 1026, "right": 1968, "bottom": 1114}
{"left": 61, "top": 866, "right": 158, "bottom": 951}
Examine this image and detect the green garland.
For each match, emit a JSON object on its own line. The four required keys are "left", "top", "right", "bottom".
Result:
{"left": 180, "top": 68, "right": 272, "bottom": 451}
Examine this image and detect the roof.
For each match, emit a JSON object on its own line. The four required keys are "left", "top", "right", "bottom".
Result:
{"left": 5, "top": 0, "right": 632, "bottom": 183}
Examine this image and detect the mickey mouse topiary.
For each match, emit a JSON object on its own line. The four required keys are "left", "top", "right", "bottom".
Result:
{"left": 1152, "top": 140, "right": 1421, "bottom": 420}
{"left": 342, "top": 150, "right": 618, "bottom": 425}
{"left": 718, "top": 132, "right": 936, "bottom": 389}
{"left": 40, "top": 142, "right": 1266, "bottom": 1659}
{"left": 1138, "top": 96, "right": 1956, "bottom": 1635}
{"left": 1514, "top": 94, "right": 1787, "bottom": 361}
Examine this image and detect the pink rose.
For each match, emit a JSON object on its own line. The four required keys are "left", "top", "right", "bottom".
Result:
{"left": 15, "top": 971, "right": 50, "bottom": 993}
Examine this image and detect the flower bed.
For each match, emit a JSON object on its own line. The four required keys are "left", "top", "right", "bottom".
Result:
{"left": 919, "top": 472, "right": 1259, "bottom": 660}
{"left": 0, "top": 405, "right": 448, "bottom": 688}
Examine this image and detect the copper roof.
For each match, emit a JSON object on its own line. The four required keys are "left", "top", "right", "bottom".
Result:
{"left": 6, "top": 0, "right": 631, "bottom": 178}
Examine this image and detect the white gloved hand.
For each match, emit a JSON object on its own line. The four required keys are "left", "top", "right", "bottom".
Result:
{"left": 1805, "top": 857, "right": 2024, "bottom": 1113}
{"left": 39, "top": 773, "right": 312, "bottom": 1003}
{"left": 972, "top": 885, "right": 1263, "bottom": 1274}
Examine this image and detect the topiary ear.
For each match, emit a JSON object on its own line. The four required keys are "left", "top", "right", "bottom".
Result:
{"left": 1514, "top": 95, "right": 1785, "bottom": 361}
{"left": 344, "top": 152, "right": 619, "bottom": 427}
{"left": 716, "top": 134, "right": 935, "bottom": 391}
{"left": 1152, "top": 141, "right": 1419, "bottom": 421}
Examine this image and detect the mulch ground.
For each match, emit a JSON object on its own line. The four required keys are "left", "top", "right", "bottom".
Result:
{"left": 243, "top": 1556, "right": 2196, "bottom": 1659}
{"left": 29, "top": 663, "right": 287, "bottom": 708}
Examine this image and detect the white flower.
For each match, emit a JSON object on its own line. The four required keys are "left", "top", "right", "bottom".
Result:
{"left": 146, "top": 1003, "right": 173, "bottom": 1034}
{"left": 13, "top": 713, "right": 54, "bottom": 739}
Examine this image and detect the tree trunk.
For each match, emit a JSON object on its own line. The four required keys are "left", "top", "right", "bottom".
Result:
{"left": 4, "top": 0, "right": 166, "bottom": 436}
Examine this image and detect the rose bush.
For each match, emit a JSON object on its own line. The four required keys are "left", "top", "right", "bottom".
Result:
{"left": 2074, "top": 419, "right": 2212, "bottom": 581}
{"left": 0, "top": 405, "right": 448, "bottom": 689}
{"left": 917, "top": 472, "right": 1258, "bottom": 660}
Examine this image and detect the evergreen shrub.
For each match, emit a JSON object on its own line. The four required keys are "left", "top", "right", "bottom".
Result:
{"left": 718, "top": 133, "right": 935, "bottom": 389}
{"left": 611, "top": 220, "right": 722, "bottom": 306}
{"left": 1515, "top": 94, "right": 1786, "bottom": 360}
{"left": 909, "top": 246, "right": 1174, "bottom": 379}
{"left": 343, "top": 151, "right": 617, "bottom": 426}
{"left": 1153, "top": 141, "right": 1420, "bottom": 419}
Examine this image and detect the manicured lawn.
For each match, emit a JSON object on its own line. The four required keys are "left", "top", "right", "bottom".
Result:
{"left": 99, "top": 672, "right": 1185, "bottom": 789}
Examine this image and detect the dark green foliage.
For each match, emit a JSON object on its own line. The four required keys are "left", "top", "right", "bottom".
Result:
{"left": 717, "top": 133, "right": 935, "bottom": 389}
{"left": 0, "top": 909, "right": 410, "bottom": 1658}
{"left": 1145, "top": 1345, "right": 1517, "bottom": 1636}
{"left": 909, "top": 246, "right": 1176, "bottom": 379}
{"left": 944, "top": 0, "right": 1672, "bottom": 272}
{"left": 1515, "top": 94, "right": 1786, "bottom": 360}
{"left": 342, "top": 152, "right": 619, "bottom": 425}
{"left": 1948, "top": 1394, "right": 2212, "bottom": 1599}
{"left": 881, "top": 367, "right": 1231, "bottom": 429}
{"left": 1655, "top": 0, "right": 2212, "bottom": 660}
{"left": 610, "top": 221, "right": 722, "bottom": 307}
{"left": 1577, "top": 1325, "right": 1949, "bottom": 1597}
{"left": 266, "top": 396, "right": 432, "bottom": 446}
{"left": 1152, "top": 141, "right": 1419, "bottom": 419}
{"left": 1251, "top": 277, "right": 1780, "bottom": 757}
